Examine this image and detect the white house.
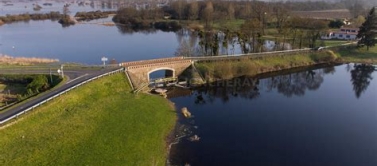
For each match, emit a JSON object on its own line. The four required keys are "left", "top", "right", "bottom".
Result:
{"left": 321, "top": 28, "right": 359, "bottom": 40}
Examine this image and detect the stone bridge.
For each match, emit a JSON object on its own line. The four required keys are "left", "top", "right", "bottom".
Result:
{"left": 121, "top": 57, "right": 192, "bottom": 90}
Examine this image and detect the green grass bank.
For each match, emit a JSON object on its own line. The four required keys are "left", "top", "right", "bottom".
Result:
{"left": 336, "top": 46, "right": 377, "bottom": 64}
{"left": 195, "top": 46, "right": 376, "bottom": 81}
{"left": 0, "top": 73, "right": 176, "bottom": 165}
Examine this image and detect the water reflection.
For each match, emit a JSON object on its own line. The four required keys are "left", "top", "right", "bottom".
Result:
{"left": 187, "top": 66, "right": 332, "bottom": 103}
{"left": 264, "top": 68, "right": 326, "bottom": 97}
{"left": 350, "top": 64, "right": 376, "bottom": 98}
{"left": 115, "top": 24, "right": 158, "bottom": 35}
{"left": 181, "top": 64, "right": 377, "bottom": 102}
{"left": 174, "top": 29, "right": 293, "bottom": 57}
{"left": 168, "top": 64, "right": 377, "bottom": 166}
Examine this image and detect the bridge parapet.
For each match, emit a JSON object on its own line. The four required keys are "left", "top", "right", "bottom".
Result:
{"left": 121, "top": 57, "right": 185, "bottom": 67}
{"left": 126, "top": 59, "right": 192, "bottom": 70}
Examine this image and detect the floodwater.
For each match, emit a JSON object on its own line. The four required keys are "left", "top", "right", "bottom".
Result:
{"left": 169, "top": 64, "right": 377, "bottom": 166}
{"left": 0, "top": 0, "right": 115, "bottom": 16}
{"left": 0, "top": 19, "right": 288, "bottom": 65}
{"left": 0, "top": 19, "right": 179, "bottom": 65}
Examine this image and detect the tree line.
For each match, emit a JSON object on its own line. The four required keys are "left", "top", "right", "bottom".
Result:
{"left": 0, "top": 12, "right": 63, "bottom": 24}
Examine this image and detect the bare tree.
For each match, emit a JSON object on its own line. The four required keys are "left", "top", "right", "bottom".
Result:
{"left": 171, "top": 0, "right": 186, "bottom": 20}
{"left": 227, "top": 2, "right": 235, "bottom": 20}
{"left": 202, "top": 1, "right": 214, "bottom": 29}
{"left": 272, "top": 4, "right": 291, "bottom": 34}
{"left": 251, "top": 1, "right": 268, "bottom": 35}
{"left": 188, "top": 1, "right": 199, "bottom": 21}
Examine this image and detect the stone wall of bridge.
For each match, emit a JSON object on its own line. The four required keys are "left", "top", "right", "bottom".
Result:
{"left": 122, "top": 57, "right": 192, "bottom": 90}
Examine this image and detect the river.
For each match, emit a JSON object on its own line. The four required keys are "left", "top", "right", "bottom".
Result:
{"left": 168, "top": 64, "right": 377, "bottom": 166}
{"left": 1, "top": 4, "right": 377, "bottom": 166}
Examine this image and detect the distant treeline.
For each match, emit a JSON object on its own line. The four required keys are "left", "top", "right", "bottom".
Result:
{"left": 0, "top": 10, "right": 117, "bottom": 25}
{"left": 113, "top": 8, "right": 182, "bottom": 31}
{"left": 75, "top": 10, "right": 116, "bottom": 21}
{"left": 0, "top": 12, "right": 63, "bottom": 24}
{"left": 113, "top": 0, "right": 365, "bottom": 31}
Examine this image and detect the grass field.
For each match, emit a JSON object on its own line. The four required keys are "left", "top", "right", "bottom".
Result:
{"left": 337, "top": 46, "right": 377, "bottom": 64}
{"left": 0, "top": 73, "right": 176, "bottom": 165}
{"left": 213, "top": 19, "right": 245, "bottom": 31}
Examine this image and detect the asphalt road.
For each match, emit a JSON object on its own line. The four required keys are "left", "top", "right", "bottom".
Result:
{"left": 0, "top": 67, "right": 122, "bottom": 123}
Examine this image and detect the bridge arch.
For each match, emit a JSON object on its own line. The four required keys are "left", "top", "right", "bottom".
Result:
{"left": 122, "top": 57, "right": 192, "bottom": 90}
{"left": 147, "top": 67, "right": 176, "bottom": 82}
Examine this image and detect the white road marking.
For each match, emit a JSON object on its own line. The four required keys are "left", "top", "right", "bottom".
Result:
{"left": 66, "top": 74, "right": 89, "bottom": 84}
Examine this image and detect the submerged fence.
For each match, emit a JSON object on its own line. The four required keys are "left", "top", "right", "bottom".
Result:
{"left": 0, "top": 68, "right": 124, "bottom": 125}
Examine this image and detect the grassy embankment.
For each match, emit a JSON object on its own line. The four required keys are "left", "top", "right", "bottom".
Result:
{"left": 196, "top": 46, "right": 376, "bottom": 81}
{"left": 196, "top": 50, "right": 339, "bottom": 81}
{"left": 336, "top": 46, "right": 377, "bottom": 64}
{"left": 0, "top": 73, "right": 176, "bottom": 165}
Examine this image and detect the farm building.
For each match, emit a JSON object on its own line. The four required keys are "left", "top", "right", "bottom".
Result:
{"left": 321, "top": 28, "right": 359, "bottom": 40}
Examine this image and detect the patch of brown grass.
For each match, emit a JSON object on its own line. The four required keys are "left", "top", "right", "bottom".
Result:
{"left": 187, "top": 23, "right": 204, "bottom": 31}
{"left": 0, "top": 55, "right": 59, "bottom": 65}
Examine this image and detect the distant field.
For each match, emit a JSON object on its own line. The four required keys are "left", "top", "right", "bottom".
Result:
{"left": 0, "top": 55, "right": 59, "bottom": 66}
{"left": 292, "top": 9, "right": 351, "bottom": 19}
{"left": 0, "top": 73, "right": 176, "bottom": 165}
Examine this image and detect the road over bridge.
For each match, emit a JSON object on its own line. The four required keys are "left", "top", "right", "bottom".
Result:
{"left": 121, "top": 57, "right": 192, "bottom": 90}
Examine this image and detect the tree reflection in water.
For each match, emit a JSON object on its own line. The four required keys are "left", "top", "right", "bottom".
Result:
{"left": 194, "top": 76, "right": 260, "bottom": 104}
{"left": 263, "top": 68, "right": 326, "bottom": 97}
{"left": 350, "top": 64, "right": 376, "bottom": 98}
{"left": 194, "top": 67, "right": 336, "bottom": 103}
{"left": 116, "top": 25, "right": 159, "bottom": 35}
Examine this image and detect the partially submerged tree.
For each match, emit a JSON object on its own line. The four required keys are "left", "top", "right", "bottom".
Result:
{"left": 357, "top": 7, "right": 377, "bottom": 50}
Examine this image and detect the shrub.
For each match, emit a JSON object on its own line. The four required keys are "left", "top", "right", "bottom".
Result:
{"left": 310, "top": 50, "right": 338, "bottom": 62}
